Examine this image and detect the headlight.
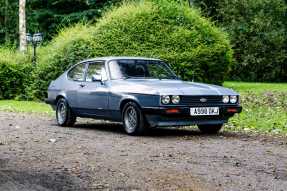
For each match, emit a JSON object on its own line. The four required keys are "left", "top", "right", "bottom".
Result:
{"left": 171, "top": 95, "right": 180, "bottom": 104}
{"left": 222, "top": 95, "right": 229, "bottom": 103}
{"left": 161, "top": 95, "right": 170, "bottom": 104}
{"left": 230, "top": 95, "right": 237, "bottom": 104}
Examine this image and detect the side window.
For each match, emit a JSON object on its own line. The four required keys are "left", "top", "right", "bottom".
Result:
{"left": 86, "top": 62, "right": 108, "bottom": 82}
{"left": 68, "top": 63, "right": 85, "bottom": 81}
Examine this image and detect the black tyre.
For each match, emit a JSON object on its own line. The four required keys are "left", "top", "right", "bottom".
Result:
{"left": 56, "top": 98, "right": 76, "bottom": 127}
{"left": 122, "top": 102, "right": 147, "bottom": 135}
{"left": 198, "top": 124, "right": 223, "bottom": 134}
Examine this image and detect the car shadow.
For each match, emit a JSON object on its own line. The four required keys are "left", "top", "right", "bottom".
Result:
{"left": 72, "top": 121, "right": 125, "bottom": 134}
{"left": 68, "top": 120, "right": 245, "bottom": 138}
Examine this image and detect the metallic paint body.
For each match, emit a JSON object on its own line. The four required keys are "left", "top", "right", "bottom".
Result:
{"left": 46, "top": 57, "right": 241, "bottom": 127}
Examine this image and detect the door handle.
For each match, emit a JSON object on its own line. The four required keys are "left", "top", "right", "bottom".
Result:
{"left": 79, "top": 84, "right": 86, "bottom": 88}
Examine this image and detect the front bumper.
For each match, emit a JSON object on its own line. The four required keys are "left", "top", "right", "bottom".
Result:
{"left": 45, "top": 98, "right": 56, "bottom": 110}
{"left": 142, "top": 105, "right": 242, "bottom": 127}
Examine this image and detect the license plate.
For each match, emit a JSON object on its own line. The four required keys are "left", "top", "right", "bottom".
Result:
{"left": 190, "top": 107, "right": 219, "bottom": 116}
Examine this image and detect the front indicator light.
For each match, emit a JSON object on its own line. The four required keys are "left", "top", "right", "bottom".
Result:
{"left": 161, "top": 95, "right": 170, "bottom": 104}
{"left": 166, "top": 108, "right": 180, "bottom": 114}
{"left": 227, "top": 108, "right": 238, "bottom": 113}
{"left": 230, "top": 95, "right": 237, "bottom": 104}
{"left": 171, "top": 95, "right": 180, "bottom": 104}
{"left": 222, "top": 95, "right": 229, "bottom": 103}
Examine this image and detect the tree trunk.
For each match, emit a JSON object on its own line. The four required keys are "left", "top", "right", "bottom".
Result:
{"left": 4, "top": 0, "right": 9, "bottom": 43}
{"left": 19, "top": 0, "right": 27, "bottom": 52}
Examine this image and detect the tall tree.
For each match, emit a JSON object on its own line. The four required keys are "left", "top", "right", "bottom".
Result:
{"left": 0, "top": 0, "right": 18, "bottom": 45}
{"left": 26, "top": 0, "right": 120, "bottom": 40}
{"left": 19, "top": 0, "right": 26, "bottom": 52}
{"left": 0, "top": 0, "right": 119, "bottom": 45}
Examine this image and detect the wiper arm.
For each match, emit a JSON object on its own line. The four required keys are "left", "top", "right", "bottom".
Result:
{"left": 122, "top": 76, "right": 132, "bottom": 79}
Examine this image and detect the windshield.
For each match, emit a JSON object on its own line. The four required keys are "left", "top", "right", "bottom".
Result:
{"left": 109, "top": 59, "right": 178, "bottom": 80}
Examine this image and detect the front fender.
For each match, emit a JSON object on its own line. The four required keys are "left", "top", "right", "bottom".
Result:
{"left": 120, "top": 93, "right": 160, "bottom": 110}
{"left": 116, "top": 94, "right": 141, "bottom": 111}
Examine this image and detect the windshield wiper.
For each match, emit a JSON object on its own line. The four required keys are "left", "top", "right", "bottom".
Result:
{"left": 122, "top": 76, "right": 133, "bottom": 79}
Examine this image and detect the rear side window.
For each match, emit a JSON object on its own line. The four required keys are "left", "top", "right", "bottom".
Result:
{"left": 68, "top": 63, "right": 85, "bottom": 81}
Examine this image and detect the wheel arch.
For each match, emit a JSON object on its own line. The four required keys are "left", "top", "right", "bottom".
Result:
{"left": 55, "top": 93, "right": 68, "bottom": 104}
{"left": 120, "top": 98, "right": 142, "bottom": 113}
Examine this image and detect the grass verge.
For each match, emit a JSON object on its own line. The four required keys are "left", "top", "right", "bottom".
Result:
{"left": 224, "top": 81, "right": 287, "bottom": 134}
{"left": 224, "top": 81, "right": 287, "bottom": 93}
{"left": 0, "top": 100, "right": 53, "bottom": 116}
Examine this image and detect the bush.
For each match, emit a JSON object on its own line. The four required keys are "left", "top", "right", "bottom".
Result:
{"left": 91, "top": 0, "right": 233, "bottom": 82}
{"left": 27, "top": 24, "right": 95, "bottom": 100}
{"left": 0, "top": 48, "right": 32, "bottom": 99}
{"left": 194, "top": 0, "right": 287, "bottom": 82}
{"left": 30, "top": 0, "right": 233, "bottom": 100}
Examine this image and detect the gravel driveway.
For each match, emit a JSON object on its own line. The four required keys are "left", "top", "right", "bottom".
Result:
{"left": 0, "top": 112, "right": 287, "bottom": 191}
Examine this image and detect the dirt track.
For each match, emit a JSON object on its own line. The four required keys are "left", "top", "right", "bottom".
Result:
{"left": 0, "top": 111, "right": 287, "bottom": 191}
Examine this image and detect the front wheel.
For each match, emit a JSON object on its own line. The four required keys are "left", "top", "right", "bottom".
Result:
{"left": 56, "top": 98, "right": 76, "bottom": 127}
{"left": 198, "top": 124, "right": 223, "bottom": 134}
{"left": 122, "top": 102, "right": 147, "bottom": 135}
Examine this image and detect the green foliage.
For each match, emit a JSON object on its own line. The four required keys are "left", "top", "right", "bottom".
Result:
{"left": 92, "top": 0, "right": 233, "bottom": 82}
{"left": 26, "top": 0, "right": 120, "bottom": 41}
{"left": 194, "top": 0, "right": 287, "bottom": 82}
{"left": 0, "top": 48, "right": 32, "bottom": 99}
{"left": 29, "top": 0, "right": 233, "bottom": 100}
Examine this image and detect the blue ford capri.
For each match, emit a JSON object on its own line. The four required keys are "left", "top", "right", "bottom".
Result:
{"left": 46, "top": 57, "right": 242, "bottom": 135}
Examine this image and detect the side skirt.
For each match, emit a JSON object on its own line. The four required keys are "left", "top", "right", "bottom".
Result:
{"left": 71, "top": 108, "right": 122, "bottom": 122}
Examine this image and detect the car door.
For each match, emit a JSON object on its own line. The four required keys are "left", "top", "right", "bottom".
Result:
{"left": 66, "top": 62, "right": 87, "bottom": 109}
{"left": 76, "top": 61, "right": 109, "bottom": 117}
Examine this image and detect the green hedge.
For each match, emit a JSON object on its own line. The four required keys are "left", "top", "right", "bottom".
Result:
{"left": 0, "top": 48, "right": 32, "bottom": 99}
{"left": 194, "top": 0, "right": 287, "bottom": 82}
{"left": 30, "top": 0, "right": 233, "bottom": 100}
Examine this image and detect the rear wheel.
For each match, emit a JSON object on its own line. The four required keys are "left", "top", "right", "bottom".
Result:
{"left": 122, "top": 102, "right": 147, "bottom": 135}
{"left": 198, "top": 124, "right": 223, "bottom": 134}
{"left": 56, "top": 98, "right": 76, "bottom": 127}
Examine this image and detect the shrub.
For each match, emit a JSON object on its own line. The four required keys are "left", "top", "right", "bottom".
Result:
{"left": 27, "top": 24, "right": 95, "bottom": 100}
{"left": 91, "top": 0, "right": 233, "bottom": 82}
{"left": 0, "top": 48, "right": 32, "bottom": 99}
{"left": 30, "top": 0, "right": 233, "bottom": 100}
{"left": 194, "top": 0, "right": 287, "bottom": 82}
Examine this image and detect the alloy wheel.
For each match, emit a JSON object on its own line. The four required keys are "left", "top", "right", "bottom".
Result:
{"left": 124, "top": 106, "right": 138, "bottom": 133}
{"left": 57, "top": 102, "right": 67, "bottom": 125}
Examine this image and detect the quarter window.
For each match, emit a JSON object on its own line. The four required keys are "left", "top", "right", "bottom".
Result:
{"left": 68, "top": 63, "right": 85, "bottom": 81}
{"left": 86, "top": 62, "right": 107, "bottom": 82}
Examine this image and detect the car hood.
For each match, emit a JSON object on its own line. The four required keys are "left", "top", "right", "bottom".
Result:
{"left": 110, "top": 79, "right": 238, "bottom": 95}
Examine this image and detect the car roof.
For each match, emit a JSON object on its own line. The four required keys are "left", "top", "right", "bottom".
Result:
{"left": 79, "top": 56, "right": 162, "bottom": 63}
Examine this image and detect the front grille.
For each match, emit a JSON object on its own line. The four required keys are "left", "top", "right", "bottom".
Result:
{"left": 180, "top": 95, "right": 222, "bottom": 105}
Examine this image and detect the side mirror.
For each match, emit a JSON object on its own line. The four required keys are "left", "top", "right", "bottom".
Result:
{"left": 92, "top": 74, "right": 102, "bottom": 82}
